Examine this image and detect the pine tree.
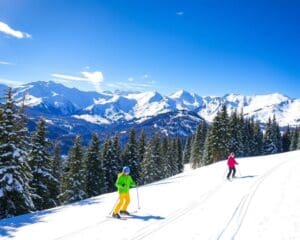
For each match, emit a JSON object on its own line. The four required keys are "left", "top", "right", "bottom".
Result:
{"left": 175, "top": 138, "right": 184, "bottom": 173}
{"left": 263, "top": 116, "right": 282, "bottom": 154}
{"left": 282, "top": 126, "right": 291, "bottom": 152}
{"left": 252, "top": 121, "right": 263, "bottom": 156}
{"left": 29, "top": 117, "right": 59, "bottom": 210}
{"left": 85, "top": 133, "right": 104, "bottom": 197}
{"left": 190, "top": 122, "right": 207, "bottom": 168}
{"left": 272, "top": 115, "right": 282, "bottom": 153}
{"left": 160, "top": 137, "right": 172, "bottom": 178}
{"left": 183, "top": 137, "right": 192, "bottom": 164}
{"left": 60, "top": 136, "right": 87, "bottom": 204}
{"left": 141, "top": 134, "right": 161, "bottom": 184}
{"left": 52, "top": 142, "right": 62, "bottom": 202}
{"left": 203, "top": 106, "right": 230, "bottom": 163}
{"left": 102, "top": 137, "right": 120, "bottom": 193}
{"left": 0, "top": 88, "right": 34, "bottom": 218}
{"left": 122, "top": 129, "right": 141, "bottom": 183}
{"left": 290, "top": 127, "right": 299, "bottom": 151}
{"left": 263, "top": 118, "right": 276, "bottom": 154}
{"left": 228, "top": 110, "right": 241, "bottom": 156}
{"left": 169, "top": 139, "right": 179, "bottom": 175}
{"left": 298, "top": 128, "right": 300, "bottom": 150}
{"left": 137, "top": 130, "right": 146, "bottom": 164}
{"left": 242, "top": 118, "right": 252, "bottom": 156}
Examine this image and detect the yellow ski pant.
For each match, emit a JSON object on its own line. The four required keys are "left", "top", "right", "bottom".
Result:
{"left": 114, "top": 193, "right": 130, "bottom": 214}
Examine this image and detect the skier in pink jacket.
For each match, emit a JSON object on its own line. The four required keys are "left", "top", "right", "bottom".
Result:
{"left": 227, "top": 152, "right": 238, "bottom": 180}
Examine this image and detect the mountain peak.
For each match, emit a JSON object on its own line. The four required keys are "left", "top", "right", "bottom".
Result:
{"left": 170, "top": 89, "right": 194, "bottom": 99}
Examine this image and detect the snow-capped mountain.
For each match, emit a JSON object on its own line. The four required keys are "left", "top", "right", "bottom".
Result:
{"left": 0, "top": 80, "right": 299, "bottom": 152}
{"left": 6, "top": 81, "right": 299, "bottom": 127}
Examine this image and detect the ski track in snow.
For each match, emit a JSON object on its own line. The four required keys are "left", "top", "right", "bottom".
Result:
{"left": 130, "top": 183, "right": 224, "bottom": 240}
{"left": 217, "top": 157, "right": 293, "bottom": 240}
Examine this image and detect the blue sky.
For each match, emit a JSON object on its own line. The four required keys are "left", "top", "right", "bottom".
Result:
{"left": 0, "top": 0, "right": 299, "bottom": 97}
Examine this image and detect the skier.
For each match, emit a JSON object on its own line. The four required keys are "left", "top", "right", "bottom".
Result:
{"left": 227, "top": 152, "right": 238, "bottom": 180}
{"left": 112, "top": 166, "right": 136, "bottom": 219}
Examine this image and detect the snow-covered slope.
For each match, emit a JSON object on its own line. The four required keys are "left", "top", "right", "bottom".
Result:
{"left": 1, "top": 150, "right": 300, "bottom": 240}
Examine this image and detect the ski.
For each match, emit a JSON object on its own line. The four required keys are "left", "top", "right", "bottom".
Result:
{"left": 106, "top": 215, "right": 128, "bottom": 220}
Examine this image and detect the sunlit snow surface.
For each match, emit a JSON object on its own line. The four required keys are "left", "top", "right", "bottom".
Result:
{"left": 1, "top": 150, "right": 300, "bottom": 240}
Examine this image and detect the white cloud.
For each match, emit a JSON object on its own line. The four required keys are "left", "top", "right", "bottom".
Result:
{"left": 128, "top": 77, "right": 134, "bottom": 82}
{"left": 81, "top": 71, "right": 104, "bottom": 85}
{"left": 105, "top": 80, "right": 156, "bottom": 92}
{"left": 51, "top": 71, "right": 104, "bottom": 92}
{"left": 51, "top": 73, "right": 87, "bottom": 81}
{"left": 176, "top": 11, "right": 184, "bottom": 16}
{"left": 142, "top": 74, "right": 149, "bottom": 79}
{"left": 0, "top": 61, "right": 13, "bottom": 65}
{"left": 0, "top": 78, "right": 23, "bottom": 86}
{"left": 0, "top": 21, "right": 31, "bottom": 39}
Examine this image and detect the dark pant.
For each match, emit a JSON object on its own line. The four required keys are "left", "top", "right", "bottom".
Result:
{"left": 227, "top": 166, "right": 236, "bottom": 179}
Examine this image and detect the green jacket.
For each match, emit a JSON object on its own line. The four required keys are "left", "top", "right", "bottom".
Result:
{"left": 115, "top": 173, "right": 136, "bottom": 194}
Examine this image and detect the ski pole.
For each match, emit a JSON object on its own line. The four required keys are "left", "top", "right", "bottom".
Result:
{"left": 136, "top": 185, "right": 141, "bottom": 210}
{"left": 109, "top": 196, "right": 119, "bottom": 215}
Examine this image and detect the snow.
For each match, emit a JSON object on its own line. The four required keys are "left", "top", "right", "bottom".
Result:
{"left": 72, "top": 114, "right": 111, "bottom": 125}
{"left": 6, "top": 81, "right": 300, "bottom": 127}
{"left": 20, "top": 95, "right": 42, "bottom": 107}
{"left": 1, "top": 150, "right": 300, "bottom": 240}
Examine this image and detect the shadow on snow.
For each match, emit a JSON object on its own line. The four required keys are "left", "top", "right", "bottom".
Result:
{"left": 127, "top": 214, "right": 165, "bottom": 221}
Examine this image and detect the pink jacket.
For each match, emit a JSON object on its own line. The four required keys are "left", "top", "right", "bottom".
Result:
{"left": 227, "top": 156, "right": 238, "bottom": 168}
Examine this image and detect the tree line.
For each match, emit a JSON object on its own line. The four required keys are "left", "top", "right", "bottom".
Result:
{"left": 1, "top": 89, "right": 300, "bottom": 219}
{"left": 184, "top": 106, "right": 300, "bottom": 169}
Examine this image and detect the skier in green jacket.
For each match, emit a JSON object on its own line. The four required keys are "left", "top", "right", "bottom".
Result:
{"left": 112, "top": 166, "right": 136, "bottom": 218}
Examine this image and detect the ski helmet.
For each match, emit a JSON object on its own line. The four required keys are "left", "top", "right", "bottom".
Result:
{"left": 123, "top": 166, "right": 130, "bottom": 174}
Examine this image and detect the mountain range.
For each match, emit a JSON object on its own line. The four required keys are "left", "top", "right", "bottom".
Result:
{"left": 1, "top": 81, "right": 299, "bottom": 152}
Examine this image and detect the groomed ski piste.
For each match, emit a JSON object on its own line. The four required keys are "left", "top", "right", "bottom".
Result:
{"left": 1, "top": 150, "right": 300, "bottom": 240}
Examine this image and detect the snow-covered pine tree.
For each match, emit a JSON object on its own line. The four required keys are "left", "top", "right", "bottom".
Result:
{"left": 28, "top": 117, "right": 59, "bottom": 210}
{"left": 282, "top": 126, "right": 291, "bottom": 152}
{"left": 169, "top": 139, "right": 179, "bottom": 176}
{"left": 85, "top": 133, "right": 104, "bottom": 197}
{"left": 290, "top": 127, "right": 299, "bottom": 151}
{"left": 272, "top": 115, "right": 282, "bottom": 153}
{"left": 191, "top": 124, "right": 202, "bottom": 169}
{"left": 252, "top": 120, "right": 263, "bottom": 156}
{"left": 160, "top": 137, "right": 172, "bottom": 178}
{"left": 122, "top": 129, "right": 141, "bottom": 183}
{"left": 102, "top": 137, "right": 120, "bottom": 193}
{"left": 236, "top": 111, "right": 246, "bottom": 156}
{"left": 297, "top": 128, "right": 300, "bottom": 149}
{"left": 242, "top": 118, "right": 253, "bottom": 156}
{"left": 190, "top": 121, "right": 207, "bottom": 168}
{"left": 203, "top": 106, "right": 230, "bottom": 163}
{"left": 60, "top": 135, "right": 87, "bottom": 204}
{"left": 183, "top": 137, "right": 192, "bottom": 164}
{"left": 263, "top": 118, "right": 275, "bottom": 154}
{"left": 175, "top": 138, "right": 184, "bottom": 173}
{"left": 137, "top": 130, "right": 146, "bottom": 164}
{"left": 228, "top": 110, "right": 242, "bottom": 156}
{"left": 298, "top": 128, "right": 300, "bottom": 150}
{"left": 0, "top": 88, "right": 34, "bottom": 219}
{"left": 203, "top": 128, "right": 214, "bottom": 165}
{"left": 141, "top": 134, "right": 161, "bottom": 184}
{"left": 52, "top": 142, "right": 62, "bottom": 201}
